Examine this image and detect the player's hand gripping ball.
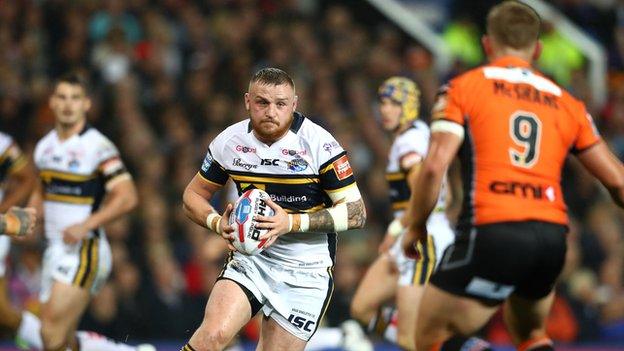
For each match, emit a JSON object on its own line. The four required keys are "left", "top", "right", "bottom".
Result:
{"left": 228, "top": 189, "right": 275, "bottom": 255}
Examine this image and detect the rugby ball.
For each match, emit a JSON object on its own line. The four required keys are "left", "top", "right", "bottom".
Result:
{"left": 228, "top": 189, "right": 275, "bottom": 255}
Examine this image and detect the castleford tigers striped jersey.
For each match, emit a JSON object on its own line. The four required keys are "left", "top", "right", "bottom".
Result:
{"left": 199, "top": 112, "right": 358, "bottom": 268}
{"left": 33, "top": 124, "right": 131, "bottom": 242}
{"left": 385, "top": 119, "right": 447, "bottom": 217}
{"left": 0, "top": 132, "right": 28, "bottom": 200}
{"left": 431, "top": 56, "right": 600, "bottom": 229}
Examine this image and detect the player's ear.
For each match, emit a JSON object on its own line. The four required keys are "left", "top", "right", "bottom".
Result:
{"left": 532, "top": 40, "right": 543, "bottom": 61}
{"left": 84, "top": 97, "right": 92, "bottom": 112}
{"left": 244, "top": 92, "right": 250, "bottom": 111}
{"left": 293, "top": 95, "right": 298, "bottom": 110}
{"left": 481, "top": 35, "right": 492, "bottom": 58}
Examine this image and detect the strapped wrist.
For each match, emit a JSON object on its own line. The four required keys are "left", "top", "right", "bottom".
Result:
{"left": 206, "top": 213, "right": 223, "bottom": 234}
{"left": 387, "top": 218, "right": 405, "bottom": 237}
{"left": 288, "top": 213, "right": 309, "bottom": 232}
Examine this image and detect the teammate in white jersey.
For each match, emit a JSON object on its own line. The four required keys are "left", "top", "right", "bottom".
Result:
{"left": 181, "top": 68, "right": 366, "bottom": 351}
{"left": 345, "top": 77, "right": 456, "bottom": 350}
{"left": 28, "top": 73, "right": 151, "bottom": 351}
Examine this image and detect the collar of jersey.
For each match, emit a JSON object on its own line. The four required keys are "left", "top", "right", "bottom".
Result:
{"left": 490, "top": 56, "right": 531, "bottom": 68}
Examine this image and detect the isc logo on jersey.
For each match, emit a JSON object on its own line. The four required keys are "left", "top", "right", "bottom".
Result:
{"left": 229, "top": 189, "right": 275, "bottom": 255}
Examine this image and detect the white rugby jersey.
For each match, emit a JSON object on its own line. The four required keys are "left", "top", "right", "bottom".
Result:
{"left": 34, "top": 124, "right": 130, "bottom": 243}
{"left": 385, "top": 120, "right": 447, "bottom": 218}
{"left": 199, "top": 112, "right": 357, "bottom": 268}
{"left": 0, "top": 132, "right": 27, "bottom": 200}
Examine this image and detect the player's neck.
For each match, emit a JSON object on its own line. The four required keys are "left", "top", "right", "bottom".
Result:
{"left": 489, "top": 49, "right": 533, "bottom": 64}
{"left": 56, "top": 119, "right": 86, "bottom": 141}
{"left": 394, "top": 123, "right": 411, "bottom": 136}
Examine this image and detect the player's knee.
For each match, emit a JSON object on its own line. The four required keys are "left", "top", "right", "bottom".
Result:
{"left": 349, "top": 300, "right": 370, "bottom": 324}
{"left": 195, "top": 325, "right": 232, "bottom": 351}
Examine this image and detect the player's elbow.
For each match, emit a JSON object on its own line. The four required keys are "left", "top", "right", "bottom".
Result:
{"left": 421, "top": 159, "right": 446, "bottom": 180}
{"left": 123, "top": 187, "right": 139, "bottom": 213}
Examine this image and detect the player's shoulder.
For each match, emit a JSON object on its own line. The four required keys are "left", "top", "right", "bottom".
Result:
{"left": 210, "top": 119, "right": 250, "bottom": 154}
{"left": 296, "top": 113, "right": 335, "bottom": 142}
{"left": 81, "top": 125, "right": 118, "bottom": 150}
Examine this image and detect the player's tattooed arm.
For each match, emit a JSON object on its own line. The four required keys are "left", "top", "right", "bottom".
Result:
{"left": 307, "top": 198, "right": 366, "bottom": 232}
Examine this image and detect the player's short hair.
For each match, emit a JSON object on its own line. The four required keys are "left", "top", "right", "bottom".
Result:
{"left": 250, "top": 68, "right": 295, "bottom": 92}
{"left": 487, "top": 1, "right": 541, "bottom": 50}
{"left": 53, "top": 72, "right": 90, "bottom": 95}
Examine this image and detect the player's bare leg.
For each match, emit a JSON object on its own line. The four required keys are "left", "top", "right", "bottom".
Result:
{"left": 415, "top": 285, "right": 499, "bottom": 351}
{"left": 0, "top": 277, "right": 21, "bottom": 331}
{"left": 396, "top": 285, "right": 425, "bottom": 350}
{"left": 255, "top": 315, "right": 307, "bottom": 351}
{"left": 504, "top": 292, "right": 555, "bottom": 350}
{"left": 40, "top": 281, "right": 90, "bottom": 351}
{"left": 185, "top": 279, "right": 252, "bottom": 351}
{"left": 350, "top": 253, "right": 397, "bottom": 328}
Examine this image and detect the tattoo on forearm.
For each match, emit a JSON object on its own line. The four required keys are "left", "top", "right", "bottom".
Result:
{"left": 308, "top": 209, "right": 334, "bottom": 232}
{"left": 347, "top": 199, "right": 366, "bottom": 228}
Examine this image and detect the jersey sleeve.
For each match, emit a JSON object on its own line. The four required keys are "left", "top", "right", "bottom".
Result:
{"left": 315, "top": 129, "right": 356, "bottom": 194}
{"left": 0, "top": 142, "right": 27, "bottom": 175}
{"left": 198, "top": 137, "right": 229, "bottom": 187}
{"left": 430, "top": 81, "right": 467, "bottom": 140}
{"left": 571, "top": 105, "right": 601, "bottom": 153}
{"left": 395, "top": 129, "right": 428, "bottom": 171}
{"left": 96, "top": 138, "right": 131, "bottom": 189}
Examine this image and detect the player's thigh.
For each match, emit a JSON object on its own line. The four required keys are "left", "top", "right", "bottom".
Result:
{"left": 504, "top": 291, "right": 555, "bottom": 345}
{"left": 416, "top": 284, "right": 499, "bottom": 351}
{"left": 0, "top": 276, "right": 21, "bottom": 329}
{"left": 351, "top": 254, "right": 397, "bottom": 316}
{"left": 199, "top": 279, "right": 253, "bottom": 337}
{"left": 41, "top": 281, "right": 90, "bottom": 333}
{"left": 256, "top": 315, "right": 307, "bottom": 351}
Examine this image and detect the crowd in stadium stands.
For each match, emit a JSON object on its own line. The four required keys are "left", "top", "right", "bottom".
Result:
{"left": 0, "top": 0, "right": 624, "bottom": 345}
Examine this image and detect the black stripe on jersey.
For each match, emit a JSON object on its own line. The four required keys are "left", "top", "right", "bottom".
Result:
{"left": 0, "top": 157, "right": 12, "bottom": 183}
{"left": 290, "top": 112, "right": 305, "bottom": 133}
{"left": 199, "top": 158, "right": 229, "bottom": 186}
{"left": 40, "top": 172, "right": 104, "bottom": 199}
{"left": 457, "top": 119, "right": 474, "bottom": 232}
{"left": 387, "top": 173, "right": 411, "bottom": 207}
{"left": 318, "top": 151, "right": 356, "bottom": 191}
{"left": 234, "top": 180, "right": 332, "bottom": 213}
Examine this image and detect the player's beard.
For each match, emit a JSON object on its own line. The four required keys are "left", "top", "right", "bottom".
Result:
{"left": 251, "top": 115, "right": 292, "bottom": 143}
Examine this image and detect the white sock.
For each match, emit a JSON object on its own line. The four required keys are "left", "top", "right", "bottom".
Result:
{"left": 382, "top": 309, "right": 398, "bottom": 344}
{"left": 16, "top": 311, "right": 43, "bottom": 350}
{"left": 304, "top": 328, "right": 343, "bottom": 350}
{"left": 76, "top": 331, "right": 136, "bottom": 351}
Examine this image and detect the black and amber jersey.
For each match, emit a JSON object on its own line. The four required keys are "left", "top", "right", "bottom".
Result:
{"left": 198, "top": 112, "right": 359, "bottom": 267}
{"left": 34, "top": 124, "right": 131, "bottom": 243}
{"left": 0, "top": 132, "right": 27, "bottom": 199}
{"left": 385, "top": 120, "right": 447, "bottom": 217}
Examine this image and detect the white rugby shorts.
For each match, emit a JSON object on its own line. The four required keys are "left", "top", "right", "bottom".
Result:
{"left": 40, "top": 236, "right": 112, "bottom": 302}
{"left": 221, "top": 252, "right": 333, "bottom": 341}
{"left": 389, "top": 212, "right": 455, "bottom": 287}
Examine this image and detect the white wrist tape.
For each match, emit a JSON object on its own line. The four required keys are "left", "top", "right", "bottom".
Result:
{"left": 206, "top": 213, "right": 222, "bottom": 234}
{"left": 287, "top": 213, "right": 310, "bottom": 232}
{"left": 327, "top": 203, "right": 349, "bottom": 232}
{"left": 387, "top": 218, "right": 405, "bottom": 238}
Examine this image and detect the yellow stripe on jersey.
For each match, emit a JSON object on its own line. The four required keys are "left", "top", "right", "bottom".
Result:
{"left": 44, "top": 193, "right": 94, "bottom": 205}
{"left": 424, "top": 235, "right": 436, "bottom": 283}
{"left": 230, "top": 174, "right": 319, "bottom": 184}
{"left": 196, "top": 171, "right": 225, "bottom": 187}
{"left": 40, "top": 169, "right": 95, "bottom": 182}
{"left": 284, "top": 203, "right": 327, "bottom": 214}
{"left": 8, "top": 155, "right": 27, "bottom": 174}
{"left": 392, "top": 201, "right": 409, "bottom": 210}
{"left": 324, "top": 182, "right": 357, "bottom": 193}
{"left": 385, "top": 172, "right": 406, "bottom": 181}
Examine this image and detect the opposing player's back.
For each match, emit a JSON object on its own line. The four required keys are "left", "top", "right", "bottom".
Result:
{"left": 434, "top": 57, "right": 600, "bottom": 228}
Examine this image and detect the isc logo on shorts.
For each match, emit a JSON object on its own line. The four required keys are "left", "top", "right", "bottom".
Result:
{"left": 466, "top": 277, "right": 514, "bottom": 300}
